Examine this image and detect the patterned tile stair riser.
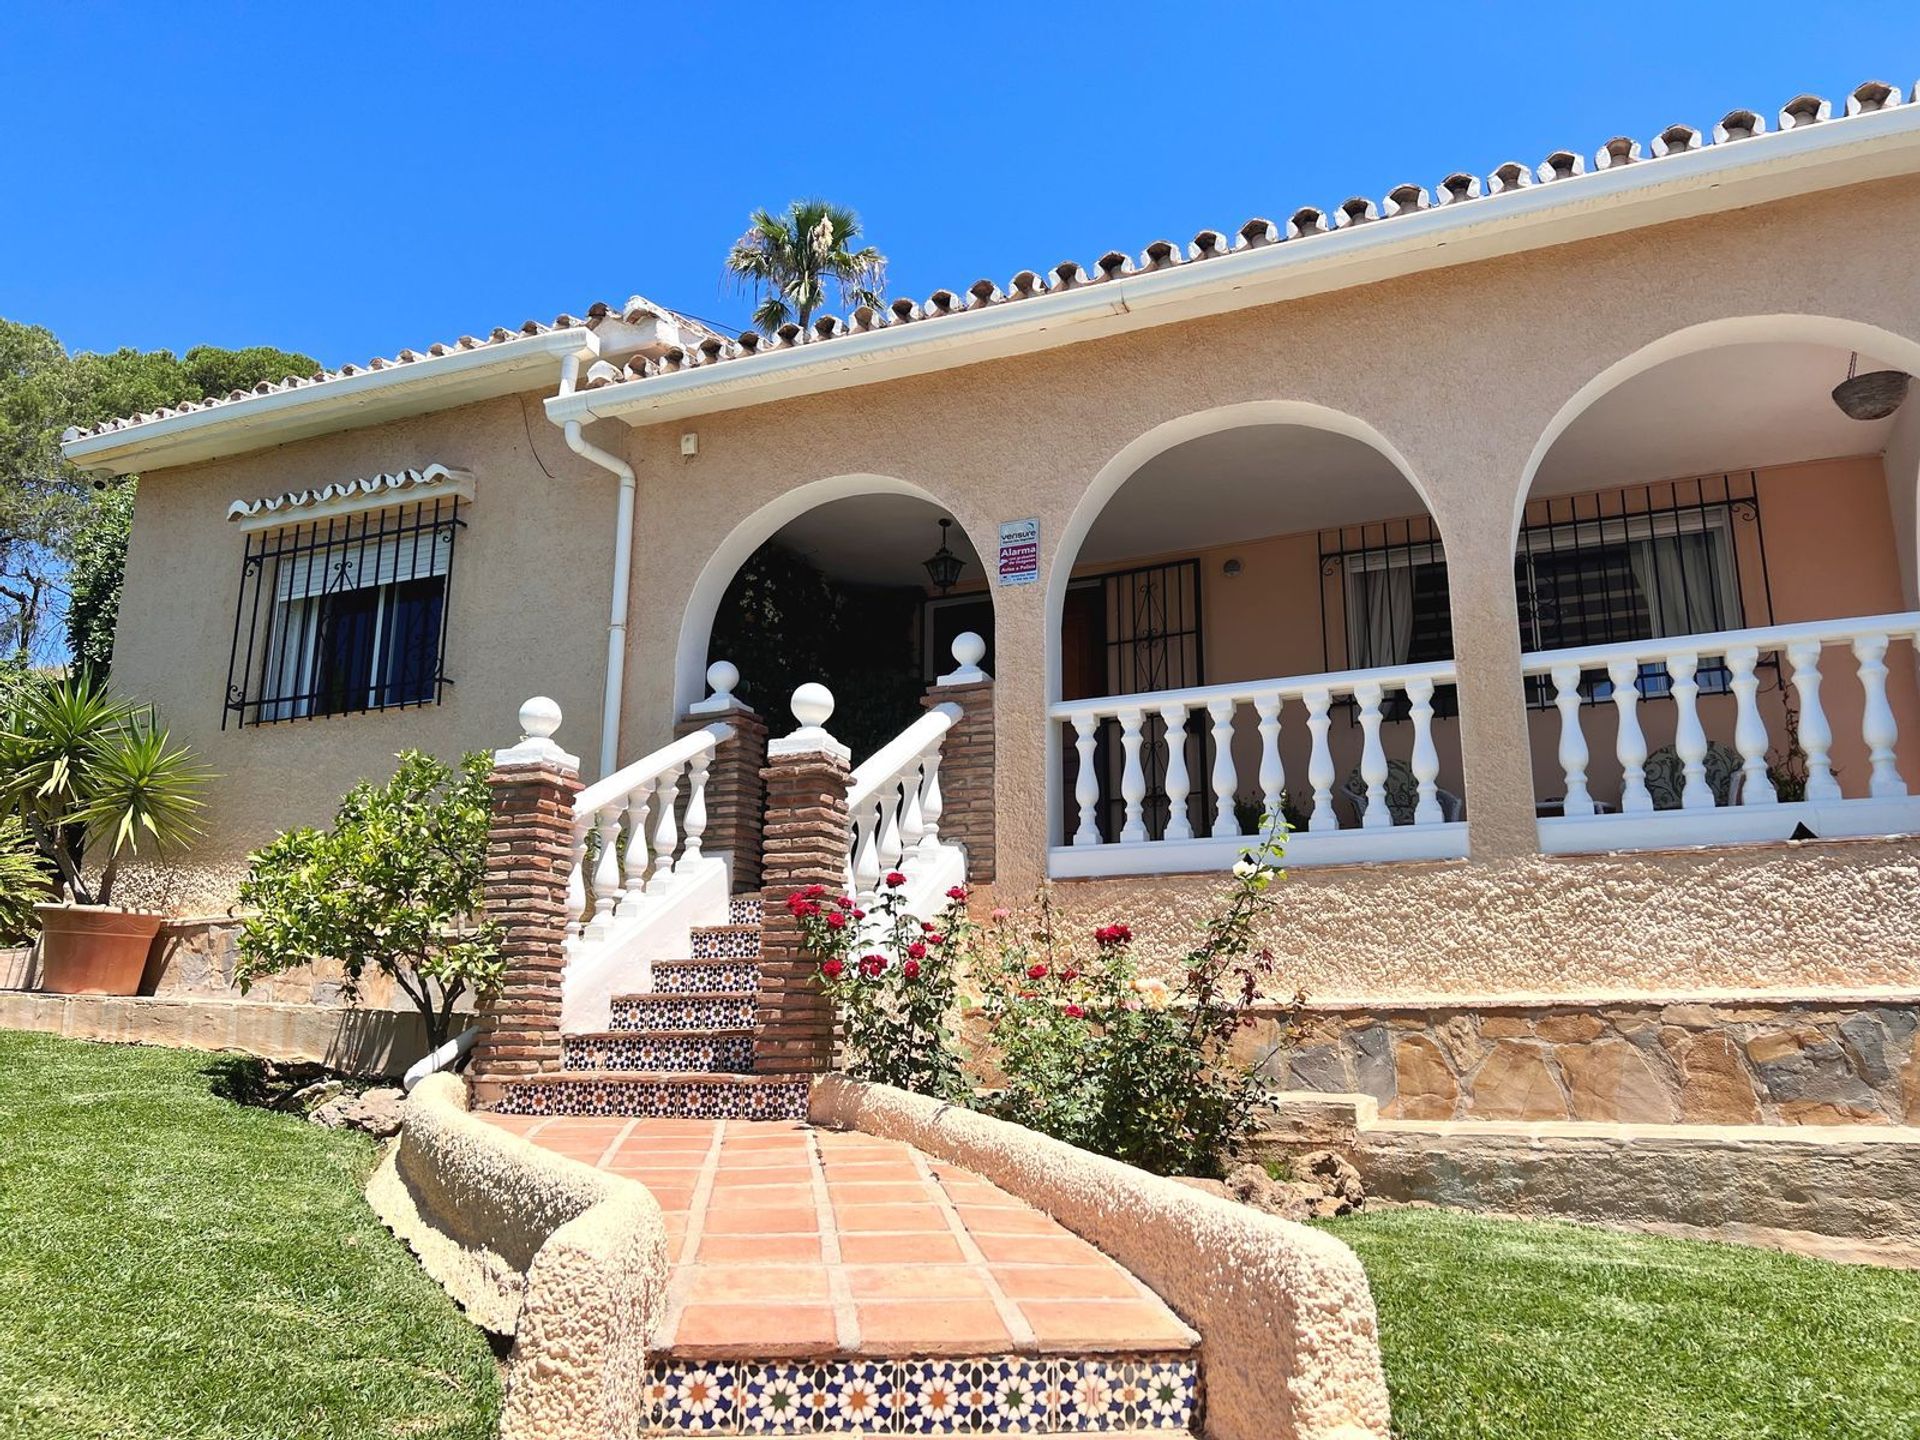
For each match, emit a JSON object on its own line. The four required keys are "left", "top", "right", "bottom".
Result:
{"left": 612, "top": 994, "right": 759, "bottom": 1031}
{"left": 651, "top": 961, "right": 760, "bottom": 996}
{"left": 561, "top": 1031, "right": 755, "bottom": 1074}
{"left": 691, "top": 924, "right": 764, "bottom": 960}
{"left": 648, "top": 1353, "right": 1199, "bottom": 1434}
{"left": 728, "top": 896, "right": 764, "bottom": 925}
{"left": 494, "top": 1076, "right": 812, "bottom": 1121}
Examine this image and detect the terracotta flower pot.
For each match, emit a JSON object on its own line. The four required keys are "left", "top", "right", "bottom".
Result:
{"left": 34, "top": 904, "right": 165, "bottom": 996}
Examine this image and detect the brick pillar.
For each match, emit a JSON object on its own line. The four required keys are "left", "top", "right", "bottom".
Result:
{"left": 676, "top": 703, "right": 768, "bottom": 895}
{"left": 753, "top": 688, "right": 851, "bottom": 1075}
{"left": 468, "top": 700, "right": 581, "bottom": 1110}
{"left": 925, "top": 631, "right": 996, "bottom": 883}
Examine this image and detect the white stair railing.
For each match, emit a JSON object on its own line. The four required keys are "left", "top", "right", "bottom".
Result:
{"left": 846, "top": 701, "right": 963, "bottom": 907}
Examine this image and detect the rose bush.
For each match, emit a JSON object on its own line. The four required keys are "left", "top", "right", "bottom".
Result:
{"left": 978, "top": 827, "right": 1296, "bottom": 1177}
{"left": 787, "top": 873, "right": 970, "bottom": 1102}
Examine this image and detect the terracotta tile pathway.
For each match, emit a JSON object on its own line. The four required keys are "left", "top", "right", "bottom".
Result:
{"left": 482, "top": 1114, "right": 1199, "bottom": 1361}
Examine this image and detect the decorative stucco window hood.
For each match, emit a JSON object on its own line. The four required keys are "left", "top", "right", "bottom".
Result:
{"left": 225, "top": 463, "right": 475, "bottom": 531}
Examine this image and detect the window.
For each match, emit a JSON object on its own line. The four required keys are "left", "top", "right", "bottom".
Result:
{"left": 1342, "top": 541, "right": 1454, "bottom": 672}
{"left": 226, "top": 498, "right": 462, "bottom": 727}
{"left": 1516, "top": 503, "right": 1746, "bottom": 701}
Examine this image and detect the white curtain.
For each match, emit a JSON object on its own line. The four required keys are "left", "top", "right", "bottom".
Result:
{"left": 1629, "top": 532, "right": 1721, "bottom": 638}
{"left": 1351, "top": 565, "right": 1416, "bottom": 669}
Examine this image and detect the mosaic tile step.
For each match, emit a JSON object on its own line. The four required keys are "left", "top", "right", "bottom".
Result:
{"left": 691, "top": 923, "right": 763, "bottom": 960}
{"left": 496, "top": 1072, "right": 810, "bottom": 1121}
{"left": 611, "top": 993, "right": 758, "bottom": 1031}
{"left": 650, "top": 959, "right": 760, "bottom": 996}
{"left": 647, "top": 1352, "right": 1199, "bottom": 1434}
{"left": 562, "top": 1029, "right": 755, "bottom": 1074}
{"left": 728, "top": 895, "right": 764, "bottom": 924}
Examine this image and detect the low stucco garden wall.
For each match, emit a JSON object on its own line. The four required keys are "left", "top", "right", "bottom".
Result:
{"left": 1242, "top": 990, "right": 1920, "bottom": 1127}
{"left": 366, "top": 1074, "right": 668, "bottom": 1440}
{"left": 812, "top": 1074, "right": 1391, "bottom": 1440}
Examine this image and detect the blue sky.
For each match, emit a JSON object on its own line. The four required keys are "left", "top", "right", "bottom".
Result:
{"left": 4, "top": 3, "right": 1918, "bottom": 368}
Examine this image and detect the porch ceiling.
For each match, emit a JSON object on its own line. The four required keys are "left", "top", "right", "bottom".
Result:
{"left": 768, "top": 492, "right": 984, "bottom": 589}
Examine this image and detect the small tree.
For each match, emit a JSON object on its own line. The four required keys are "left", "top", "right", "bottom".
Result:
{"left": 725, "top": 199, "right": 886, "bottom": 334}
{"left": 236, "top": 751, "right": 501, "bottom": 1052}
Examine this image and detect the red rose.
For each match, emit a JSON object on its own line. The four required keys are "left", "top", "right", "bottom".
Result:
{"left": 785, "top": 891, "right": 809, "bottom": 915}
{"left": 884, "top": 871, "right": 907, "bottom": 888}
{"left": 835, "top": 895, "right": 855, "bottom": 911}
{"left": 1064, "top": 1003, "right": 1086, "bottom": 1019}
{"left": 902, "top": 959, "right": 922, "bottom": 979}
{"left": 797, "top": 900, "right": 822, "bottom": 919}
{"left": 925, "top": 933, "right": 945, "bottom": 947}
{"left": 804, "top": 883, "right": 828, "bottom": 899}
{"left": 852, "top": 909, "right": 866, "bottom": 920}
{"left": 825, "top": 910, "right": 847, "bottom": 930}
{"left": 1026, "top": 964, "right": 1048, "bottom": 981}
{"left": 820, "top": 958, "right": 845, "bottom": 979}
{"left": 859, "top": 953, "right": 888, "bottom": 979}
{"left": 921, "top": 921, "right": 938, "bottom": 934}
{"left": 1094, "top": 923, "right": 1133, "bottom": 948}
{"left": 1062, "top": 968, "right": 1080, "bottom": 982}
{"left": 906, "top": 942, "right": 927, "bottom": 960}
{"left": 946, "top": 885, "right": 968, "bottom": 901}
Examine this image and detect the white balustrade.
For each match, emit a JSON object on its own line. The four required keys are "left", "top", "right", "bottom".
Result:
{"left": 1523, "top": 612, "right": 1920, "bottom": 854}
{"left": 845, "top": 699, "right": 965, "bottom": 905}
{"left": 1049, "top": 658, "right": 1465, "bottom": 876}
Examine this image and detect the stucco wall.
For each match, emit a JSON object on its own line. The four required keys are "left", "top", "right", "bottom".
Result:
{"left": 111, "top": 392, "right": 613, "bottom": 904}
{"left": 108, "top": 174, "right": 1920, "bottom": 1001}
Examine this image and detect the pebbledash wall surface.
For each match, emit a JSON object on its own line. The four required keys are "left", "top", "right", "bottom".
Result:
{"left": 105, "top": 173, "right": 1920, "bottom": 1031}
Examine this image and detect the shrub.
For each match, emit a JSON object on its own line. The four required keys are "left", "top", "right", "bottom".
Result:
{"left": 978, "top": 829, "right": 1296, "bottom": 1178}
{"left": 236, "top": 751, "right": 500, "bottom": 1052}
{"left": 0, "top": 818, "right": 51, "bottom": 942}
{"left": 0, "top": 674, "right": 208, "bottom": 906}
{"left": 788, "top": 874, "right": 971, "bottom": 1102}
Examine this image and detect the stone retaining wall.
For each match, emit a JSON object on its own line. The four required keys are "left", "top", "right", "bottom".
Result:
{"left": 1240, "top": 991, "right": 1920, "bottom": 1127}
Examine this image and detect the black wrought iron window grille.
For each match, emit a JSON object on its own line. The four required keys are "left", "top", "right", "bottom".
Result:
{"left": 224, "top": 497, "right": 462, "bottom": 729}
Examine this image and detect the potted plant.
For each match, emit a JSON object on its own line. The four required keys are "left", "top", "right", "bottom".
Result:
{"left": 0, "top": 676, "right": 209, "bottom": 994}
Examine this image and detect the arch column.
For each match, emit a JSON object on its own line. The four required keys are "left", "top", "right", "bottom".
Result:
{"left": 1425, "top": 453, "right": 1541, "bottom": 861}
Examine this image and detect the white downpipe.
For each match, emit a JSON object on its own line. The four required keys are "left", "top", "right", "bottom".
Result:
{"left": 554, "top": 351, "right": 634, "bottom": 779}
{"left": 403, "top": 1024, "right": 478, "bottom": 1093}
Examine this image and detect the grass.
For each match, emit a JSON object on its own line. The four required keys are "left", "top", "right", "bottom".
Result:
{"left": 0, "top": 1031, "right": 500, "bottom": 1440}
{"left": 1318, "top": 1206, "right": 1920, "bottom": 1440}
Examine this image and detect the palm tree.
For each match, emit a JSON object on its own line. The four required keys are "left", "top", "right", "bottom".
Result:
{"left": 725, "top": 200, "right": 887, "bottom": 335}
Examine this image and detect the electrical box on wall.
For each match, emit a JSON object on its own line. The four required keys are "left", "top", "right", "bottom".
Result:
{"left": 680, "top": 433, "right": 698, "bottom": 456}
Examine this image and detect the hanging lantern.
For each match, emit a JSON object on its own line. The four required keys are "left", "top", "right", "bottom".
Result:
{"left": 1832, "top": 351, "right": 1912, "bottom": 421}
{"left": 922, "top": 518, "right": 965, "bottom": 594}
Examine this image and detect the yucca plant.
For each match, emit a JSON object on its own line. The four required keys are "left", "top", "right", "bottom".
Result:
{"left": 0, "top": 675, "right": 209, "bottom": 906}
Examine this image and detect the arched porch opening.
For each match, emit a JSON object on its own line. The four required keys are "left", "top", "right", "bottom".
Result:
{"left": 676, "top": 476, "right": 991, "bottom": 761}
{"left": 1044, "top": 403, "right": 1467, "bottom": 874}
{"left": 1513, "top": 317, "right": 1920, "bottom": 849}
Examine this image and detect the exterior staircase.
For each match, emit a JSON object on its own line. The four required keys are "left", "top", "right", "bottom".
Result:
{"left": 494, "top": 898, "right": 813, "bottom": 1122}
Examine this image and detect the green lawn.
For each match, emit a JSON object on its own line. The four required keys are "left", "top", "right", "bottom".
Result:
{"left": 1319, "top": 1206, "right": 1920, "bottom": 1440}
{"left": 0, "top": 1031, "right": 500, "bottom": 1440}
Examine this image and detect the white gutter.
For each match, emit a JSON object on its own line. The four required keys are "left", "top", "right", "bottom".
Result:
{"left": 63, "top": 328, "right": 600, "bottom": 475}
{"left": 553, "top": 352, "right": 635, "bottom": 779}
{"left": 549, "top": 101, "right": 1920, "bottom": 430}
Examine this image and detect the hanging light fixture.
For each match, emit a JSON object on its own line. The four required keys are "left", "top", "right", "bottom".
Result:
{"left": 1832, "top": 351, "right": 1912, "bottom": 421}
{"left": 922, "top": 517, "right": 965, "bottom": 594}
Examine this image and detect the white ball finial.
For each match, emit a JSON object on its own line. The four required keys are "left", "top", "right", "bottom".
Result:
{"left": 519, "top": 696, "right": 562, "bottom": 739}
{"left": 938, "top": 631, "right": 990, "bottom": 686}
{"left": 790, "top": 682, "right": 835, "bottom": 729}
{"left": 706, "top": 659, "right": 739, "bottom": 701}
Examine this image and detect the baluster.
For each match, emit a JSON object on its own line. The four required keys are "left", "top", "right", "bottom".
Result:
{"left": 1549, "top": 663, "right": 1593, "bottom": 817}
{"left": 587, "top": 804, "right": 621, "bottom": 934}
{"left": 621, "top": 781, "right": 655, "bottom": 898}
{"left": 565, "top": 823, "right": 588, "bottom": 937}
{"left": 681, "top": 749, "right": 712, "bottom": 863}
{"left": 877, "top": 781, "right": 906, "bottom": 871}
{"left": 1853, "top": 631, "right": 1907, "bottom": 797}
{"left": 1071, "top": 715, "right": 1101, "bottom": 846}
{"left": 1668, "top": 650, "right": 1712, "bottom": 810}
{"left": 1356, "top": 682, "right": 1390, "bottom": 828}
{"left": 852, "top": 802, "right": 882, "bottom": 898}
{"left": 1117, "top": 708, "right": 1148, "bottom": 844}
{"left": 1255, "top": 694, "right": 1284, "bottom": 834}
{"left": 1407, "top": 677, "right": 1442, "bottom": 826}
{"left": 1305, "top": 687, "right": 1336, "bottom": 832}
{"left": 899, "top": 760, "right": 927, "bottom": 860}
{"left": 1156, "top": 704, "right": 1193, "bottom": 841}
{"left": 1786, "top": 640, "right": 1841, "bottom": 801}
{"left": 647, "top": 762, "right": 682, "bottom": 892}
{"left": 918, "top": 745, "right": 945, "bottom": 851}
{"left": 1208, "top": 698, "right": 1240, "bottom": 839}
{"left": 1726, "top": 646, "right": 1775, "bottom": 806}
{"left": 1608, "top": 657, "right": 1652, "bottom": 814}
